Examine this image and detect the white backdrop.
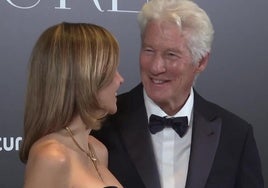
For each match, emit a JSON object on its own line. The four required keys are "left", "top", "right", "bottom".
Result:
{"left": 0, "top": 0, "right": 267, "bottom": 187}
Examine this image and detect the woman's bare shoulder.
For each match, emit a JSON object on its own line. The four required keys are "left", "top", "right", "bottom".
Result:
{"left": 30, "top": 137, "right": 69, "bottom": 165}
{"left": 24, "top": 137, "right": 70, "bottom": 187}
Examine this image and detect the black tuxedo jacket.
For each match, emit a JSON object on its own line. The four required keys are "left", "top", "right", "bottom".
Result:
{"left": 92, "top": 84, "right": 263, "bottom": 188}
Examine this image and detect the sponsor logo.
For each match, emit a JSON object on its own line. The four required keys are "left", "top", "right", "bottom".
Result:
{"left": 0, "top": 137, "right": 22, "bottom": 152}
{"left": 4, "top": 0, "right": 149, "bottom": 13}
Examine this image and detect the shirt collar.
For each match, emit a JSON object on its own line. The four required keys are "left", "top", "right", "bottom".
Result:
{"left": 144, "top": 88, "right": 194, "bottom": 123}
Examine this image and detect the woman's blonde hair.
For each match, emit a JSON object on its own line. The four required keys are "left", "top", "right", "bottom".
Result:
{"left": 19, "top": 22, "right": 119, "bottom": 163}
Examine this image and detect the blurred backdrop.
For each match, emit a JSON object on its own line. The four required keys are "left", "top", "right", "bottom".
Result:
{"left": 0, "top": 0, "right": 267, "bottom": 187}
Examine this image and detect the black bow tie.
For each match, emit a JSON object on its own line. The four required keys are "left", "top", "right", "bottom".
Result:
{"left": 149, "top": 114, "right": 189, "bottom": 137}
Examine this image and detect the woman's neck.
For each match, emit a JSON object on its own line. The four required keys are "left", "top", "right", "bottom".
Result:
{"left": 66, "top": 115, "right": 91, "bottom": 148}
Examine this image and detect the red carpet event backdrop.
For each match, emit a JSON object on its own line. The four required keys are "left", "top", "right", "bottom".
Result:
{"left": 0, "top": 0, "right": 267, "bottom": 187}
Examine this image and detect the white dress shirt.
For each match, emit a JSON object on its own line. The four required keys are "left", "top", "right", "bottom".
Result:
{"left": 144, "top": 88, "right": 194, "bottom": 188}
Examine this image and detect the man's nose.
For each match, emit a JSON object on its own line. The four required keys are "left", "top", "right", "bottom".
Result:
{"left": 151, "top": 54, "right": 166, "bottom": 74}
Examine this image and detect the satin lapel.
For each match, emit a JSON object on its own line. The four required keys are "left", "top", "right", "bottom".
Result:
{"left": 186, "top": 107, "right": 222, "bottom": 188}
{"left": 119, "top": 85, "right": 161, "bottom": 188}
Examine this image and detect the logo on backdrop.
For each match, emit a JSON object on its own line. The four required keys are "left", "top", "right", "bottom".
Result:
{"left": 4, "top": 0, "right": 149, "bottom": 13}
{"left": 0, "top": 136, "right": 22, "bottom": 152}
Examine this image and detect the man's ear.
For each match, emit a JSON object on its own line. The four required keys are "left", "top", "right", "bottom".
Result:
{"left": 195, "top": 52, "right": 209, "bottom": 73}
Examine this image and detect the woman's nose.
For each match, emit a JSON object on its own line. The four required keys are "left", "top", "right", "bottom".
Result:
{"left": 117, "top": 71, "right": 124, "bottom": 84}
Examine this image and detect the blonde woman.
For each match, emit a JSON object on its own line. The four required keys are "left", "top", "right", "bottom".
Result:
{"left": 20, "top": 22, "right": 124, "bottom": 188}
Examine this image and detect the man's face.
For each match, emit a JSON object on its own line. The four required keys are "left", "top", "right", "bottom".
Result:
{"left": 140, "top": 20, "right": 207, "bottom": 115}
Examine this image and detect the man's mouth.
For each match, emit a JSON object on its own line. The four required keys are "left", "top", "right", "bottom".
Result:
{"left": 151, "top": 78, "right": 169, "bottom": 84}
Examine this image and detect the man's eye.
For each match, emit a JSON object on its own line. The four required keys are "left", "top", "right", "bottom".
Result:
{"left": 144, "top": 48, "right": 153, "bottom": 52}
{"left": 166, "top": 52, "right": 179, "bottom": 58}
{"left": 168, "top": 52, "right": 176, "bottom": 56}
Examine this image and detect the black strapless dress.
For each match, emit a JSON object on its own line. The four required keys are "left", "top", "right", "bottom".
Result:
{"left": 104, "top": 187, "right": 118, "bottom": 188}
